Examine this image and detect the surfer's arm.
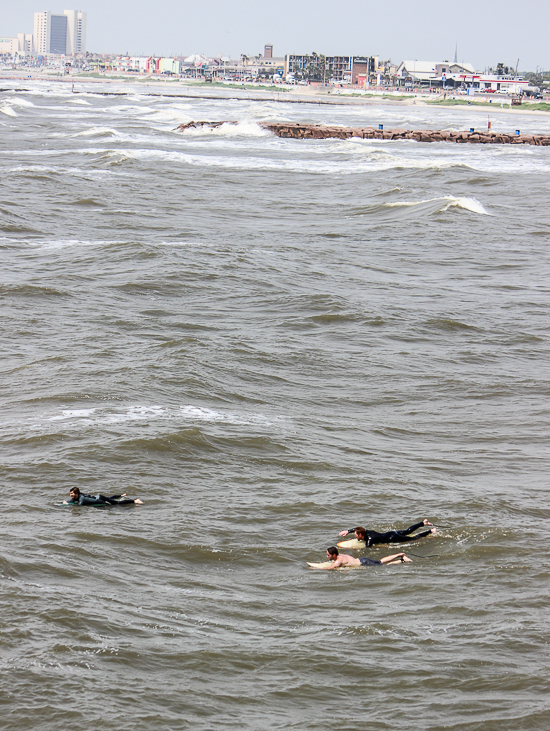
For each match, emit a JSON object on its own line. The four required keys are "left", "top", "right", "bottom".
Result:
{"left": 322, "top": 558, "right": 344, "bottom": 570}
{"left": 338, "top": 528, "right": 354, "bottom": 537}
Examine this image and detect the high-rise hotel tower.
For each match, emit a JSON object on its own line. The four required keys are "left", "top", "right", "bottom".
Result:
{"left": 33, "top": 10, "right": 86, "bottom": 55}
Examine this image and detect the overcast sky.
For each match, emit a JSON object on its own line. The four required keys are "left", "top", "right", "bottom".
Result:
{"left": 3, "top": 0, "right": 549, "bottom": 71}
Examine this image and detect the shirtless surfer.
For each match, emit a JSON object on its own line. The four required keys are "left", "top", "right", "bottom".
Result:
{"left": 64, "top": 487, "right": 144, "bottom": 506}
{"left": 311, "top": 546, "right": 412, "bottom": 569}
{"left": 338, "top": 520, "right": 436, "bottom": 547}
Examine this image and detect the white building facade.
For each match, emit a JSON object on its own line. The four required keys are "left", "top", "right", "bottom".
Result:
{"left": 0, "top": 37, "right": 19, "bottom": 54}
{"left": 0, "top": 34, "right": 34, "bottom": 56}
{"left": 18, "top": 33, "right": 34, "bottom": 55}
{"left": 64, "top": 10, "right": 86, "bottom": 55}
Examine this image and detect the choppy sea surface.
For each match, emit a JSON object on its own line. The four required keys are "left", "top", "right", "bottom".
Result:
{"left": 1, "top": 79, "right": 550, "bottom": 731}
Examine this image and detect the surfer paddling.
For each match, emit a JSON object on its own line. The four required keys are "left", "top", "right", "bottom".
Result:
{"left": 338, "top": 520, "right": 436, "bottom": 547}
{"left": 64, "top": 487, "right": 144, "bottom": 506}
{"left": 311, "top": 546, "right": 412, "bottom": 569}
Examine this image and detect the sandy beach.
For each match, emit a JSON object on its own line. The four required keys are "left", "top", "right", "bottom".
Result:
{"left": 2, "top": 68, "right": 550, "bottom": 118}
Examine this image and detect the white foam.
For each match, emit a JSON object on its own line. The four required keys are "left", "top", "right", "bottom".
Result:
{"left": 1, "top": 96, "right": 35, "bottom": 108}
{"left": 71, "top": 127, "right": 120, "bottom": 138}
{"left": 384, "top": 195, "right": 489, "bottom": 215}
{"left": 177, "top": 121, "right": 269, "bottom": 138}
{"left": 7, "top": 165, "right": 123, "bottom": 181}
{"left": 49, "top": 409, "right": 97, "bottom": 421}
{"left": 16, "top": 403, "right": 280, "bottom": 435}
{"left": 445, "top": 196, "right": 489, "bottom": 215}
{"left": 8, "top": 165, "right": 59, "bottom": 174}
{"left": 0, "top": 106, "right": 17, "bottom": 117}
{"left": 29, "top": 238, "right": 128, "bottom": 251}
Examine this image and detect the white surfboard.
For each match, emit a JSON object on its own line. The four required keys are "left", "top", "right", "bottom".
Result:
{"left": 337, "top": 538, "right": 366, "bottom": 549}
{"left": 307, "top": 561, "right": 335, "bottom": 569}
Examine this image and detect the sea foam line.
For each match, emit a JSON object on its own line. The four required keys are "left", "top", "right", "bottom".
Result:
{"left": 2, "top": 403, "right": 284, "bottom": 437}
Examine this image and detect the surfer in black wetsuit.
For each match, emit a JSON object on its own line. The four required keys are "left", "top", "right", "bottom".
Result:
{"left": 64, "top": 487, "right": 143, "bottom": 506}
{"left": 338, "top": 520, "right": 436, "bottom": 547}
{"left": 312, "top": 546, "right": 412, "bottom": 569}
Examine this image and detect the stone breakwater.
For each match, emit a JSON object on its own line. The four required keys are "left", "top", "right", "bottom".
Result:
{"left": 176, "top": 120, "right": 550, "bottom": 146}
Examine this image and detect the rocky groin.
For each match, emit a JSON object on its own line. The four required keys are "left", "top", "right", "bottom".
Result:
{"left": 175, "top": 120, "right": 550, "bottom": 146}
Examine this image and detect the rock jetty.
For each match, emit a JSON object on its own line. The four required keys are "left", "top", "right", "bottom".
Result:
{"left": 175, "top": 120, "right": 550, "bottom": 146}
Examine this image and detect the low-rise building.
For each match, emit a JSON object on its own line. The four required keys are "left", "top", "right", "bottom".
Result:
{"left": 457, "top": 73, "right": 529, "bottom": 94}
{"left": 396, "top": 60, "right": 475, "bottom": 87}
{"left": 241, "top": 46, "right": 285, "bottom": 78}
{"left": 0, "top": 37, "right": 19, "bottom": 55}
{"left": 159, "top": 57, "right": 181, "bottom": 75}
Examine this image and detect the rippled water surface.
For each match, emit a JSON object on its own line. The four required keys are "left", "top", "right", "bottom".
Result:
{"left": 1, "top": 79, "right": 550, "bottom": 731}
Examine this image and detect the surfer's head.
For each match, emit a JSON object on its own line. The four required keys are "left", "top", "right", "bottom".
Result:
{"left": 327, "top": 546, "right": 339, "bottom": 561}
{"left": 69, "top": 487, "right": 80, "bottom": 500}
{"left": 354, "top": 527, "right": 366, "bottom": 541}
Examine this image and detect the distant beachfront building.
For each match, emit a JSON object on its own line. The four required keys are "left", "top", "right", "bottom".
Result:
{"left": 159, "top": 57, "right": 181, "bottom": 75}
{"left": 240, "top": 46, "right": 285, "bottom": 77}
{"left": 395, "top": 60, "right": 527, "bottom": 93}
{"left": 285, "top": 54, "right": 378, "bottom": 84}
{"left": 396, "top": 60, "right": 475, "bottom": 87}
{"left": 64, "top": 9, "right": 86, "bottom": 55}
{"left": 18, "top": 33, "right": 34, "bottom": 55}
{"left": 0, "top": 34, "right": 34, "bottom": 56}
{"left": 33, "top": 10, "right": 86, "bottom": 55}
{"left": 0, "top": 37, "right": 19, "bottom": 55}
{"left": 457, "top": 73, "right": 529, "bottom": 95}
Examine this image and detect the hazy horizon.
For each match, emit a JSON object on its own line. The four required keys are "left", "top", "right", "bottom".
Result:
{"left": 3, "top": 0, "right": 549, "bottom": 71}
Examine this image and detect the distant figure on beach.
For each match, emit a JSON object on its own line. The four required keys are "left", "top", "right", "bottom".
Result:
{"left": 338, "top": 520, "right": 436, "bottom": 546}
{"left": 312, "top": 546, "right": 412, "bottom": 569}
{"left": 64, "top": 487, "right": 143, "bottom": 506}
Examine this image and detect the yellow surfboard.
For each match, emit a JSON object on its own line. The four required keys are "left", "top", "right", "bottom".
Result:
{"left": 337, "top": 538, "right": 366, "bottom": 549}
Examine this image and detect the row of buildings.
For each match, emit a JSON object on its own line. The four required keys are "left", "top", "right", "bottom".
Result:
{"left": 0, "top": 9, "right": 86, "bottom": 57}
{"left": 0, "top": 10, "right": 533, "bottom": 94}
{"left": 82, "top": 52, "right": 533, "bottom": 95}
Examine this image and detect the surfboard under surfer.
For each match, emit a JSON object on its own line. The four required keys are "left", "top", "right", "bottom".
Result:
{"left": 311, "top": 546, "right": 413, "bottom": 569}
{"left": 338, "top": 520, "right": 436, "bottom": 547}
{"left": 63, "top": 487, "right": 144, "bottom": 506}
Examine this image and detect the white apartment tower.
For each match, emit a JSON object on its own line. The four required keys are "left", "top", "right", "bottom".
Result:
{"left": 33, "top": 9, "right": 86, "bottom": 55}
{"left": 64, "top": 10, "right": 86, "bottom": 55}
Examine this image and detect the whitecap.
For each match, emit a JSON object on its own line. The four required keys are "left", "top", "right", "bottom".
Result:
{"left": 49, "top": 409, "right": 97, "bottom": 421}
{"left": 176, "top": 121, "right": 269, "bottom": 138}
{"left": 71, "top": 127, "right": 120, "bottom": 138}
{"left": 1, "top": 96, "right": 35, "bottom": 108}
{"left": 17, "top": 402, "right": 279, "bottom": 435}
{"left": 384, "top": 195, "right": 489, "bottom": 215}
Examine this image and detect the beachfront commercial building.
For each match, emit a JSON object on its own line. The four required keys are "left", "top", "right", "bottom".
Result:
{"left": 396, "top": 60, "right": 475, "bottom": 87}
{"left": 456, "top": 73, "right": 529, "bottom": 94}
{"left": 239, "top": 46, "right": 285, "bottom": 78}
{"left": 285, "top": 54, "right": 378, "bottom": 84}
{"left": 33, "top": 10, "right": 86, "bottom": 56}
{"left": 395, "top": 60, "right": 528, "bottom": 93}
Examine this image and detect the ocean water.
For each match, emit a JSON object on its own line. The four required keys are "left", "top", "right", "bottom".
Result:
{"left": 1, "top": 79, "right": 550, "bottom": 731}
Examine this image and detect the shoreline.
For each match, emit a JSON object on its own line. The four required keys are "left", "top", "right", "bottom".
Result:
{"left": 1, "top": 70, "right": 549, "bottom": 118}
